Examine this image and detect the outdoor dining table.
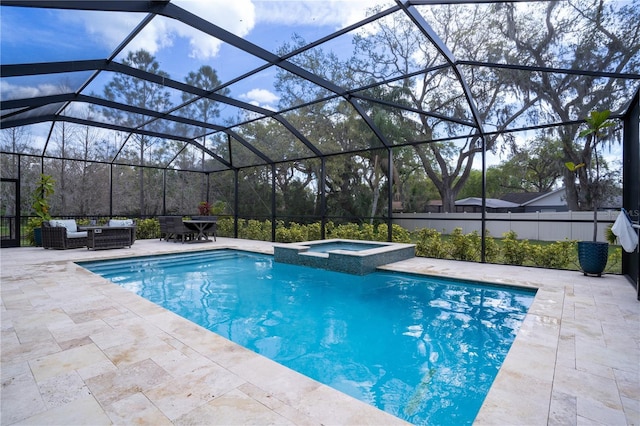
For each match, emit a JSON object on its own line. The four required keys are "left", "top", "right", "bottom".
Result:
{"left": 183, "top": 219, "right": 217, "bottom": 242}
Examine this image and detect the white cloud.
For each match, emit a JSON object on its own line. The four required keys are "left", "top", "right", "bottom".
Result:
{"left": 79, "top": 12, "right": 145, "bottom": 52}
{"left": 1, "top": 80, "right": 70, "bottom": 100}
{"left": 173, "top": 0, "right": 256, "bottom": 59}
{"left": 240, "top": 88, "right": 279, "bottom": 110}
{"left": 124, "top": 18, "right": 175, "bottom": 56}
{"left": 70, "top": 1, "right": 389, "bottom": 60}
{"left": 253, "top": 0, "right": 389, "bottom": 28}
{"left": 74, "top": 0, "right": 256, "bottom": 60}
{"left": 242, "top": 88, "right": 279, "bottom": 104}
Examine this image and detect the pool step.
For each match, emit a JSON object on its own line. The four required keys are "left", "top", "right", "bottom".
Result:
{"left": 80, "top": 251, "right": 242, "bottom": 274}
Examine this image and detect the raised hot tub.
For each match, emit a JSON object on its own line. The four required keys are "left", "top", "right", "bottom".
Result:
{"left": 273, "top": 239, "right": 415, "bottom": 275}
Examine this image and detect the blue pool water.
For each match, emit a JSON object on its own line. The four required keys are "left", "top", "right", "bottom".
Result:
{"left": 79, "top": 250, "right": 536, "bottom": 425}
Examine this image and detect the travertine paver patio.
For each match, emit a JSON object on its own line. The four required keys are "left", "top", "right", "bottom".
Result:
{"left": 1, "top": 238, "right": 638, "bottom": 425}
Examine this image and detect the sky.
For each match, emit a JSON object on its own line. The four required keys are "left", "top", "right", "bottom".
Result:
{"left": 0, "top": 0, "right": 396, "bottom": 158}
{"left": 1, "top": 1, "right": 390, "bottom": 111}
{"left": 0, "top": 0, "right": 632, "bottom": 169}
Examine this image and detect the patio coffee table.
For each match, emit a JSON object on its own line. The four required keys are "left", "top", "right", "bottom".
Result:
{"left": 81, "top": 226, "right": 134, "bottom": 250}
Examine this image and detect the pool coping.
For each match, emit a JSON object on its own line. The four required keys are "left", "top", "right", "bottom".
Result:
{"left": 1, "top": 238, "right": 638, "bottom": 425}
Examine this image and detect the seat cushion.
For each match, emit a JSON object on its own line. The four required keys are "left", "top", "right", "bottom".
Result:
{"left": 67, "top": 231, "right": 88, "bottom": 239}
{"left": 50, "top": 219, "right": 78, "bottom": 233}
{"left": 108, "top": 219, "right": 134, "bottom": 227}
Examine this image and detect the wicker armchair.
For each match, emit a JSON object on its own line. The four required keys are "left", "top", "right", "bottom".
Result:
{"left": 41, "top": 220, "right": 88, "bottom": 249}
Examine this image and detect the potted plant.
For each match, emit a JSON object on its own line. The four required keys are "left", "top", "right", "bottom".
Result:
{"left": 197, "top": 200, "right": 225, "bottom": 216}
{"left": 29, "top": 174, "right": 55, "bottom": 246}
{"left": 197, "top": 201, "right": 213, "bottom": 216}
{"left": 566, "top": 109, "right": 616, "bottom": 276}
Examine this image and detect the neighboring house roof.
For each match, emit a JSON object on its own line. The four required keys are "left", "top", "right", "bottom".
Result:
{"left": 456, "top": 187, "right": 621, "bottom": 210}
{"left": 520, "top": 188, "right": 566, "bottom": 206}
{"left": 501, "top": 192, "right": 550, "bottom": 204}
{"left": 505, "top": 187, "right": 620, "bottom": 208}
{"left": 455, "top": 197, "right": 520, "bottom": 209}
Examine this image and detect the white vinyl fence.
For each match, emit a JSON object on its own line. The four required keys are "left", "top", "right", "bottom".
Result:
{"left": 392, "top": 211, "right": 621, "bottom": 243}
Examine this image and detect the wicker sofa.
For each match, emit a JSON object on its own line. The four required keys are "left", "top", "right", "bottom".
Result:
{"left": 41, "top": 219, "right": 88, "bottom": 249}
{"left": 41, "top": 219, "right": 136, "bottom": 250}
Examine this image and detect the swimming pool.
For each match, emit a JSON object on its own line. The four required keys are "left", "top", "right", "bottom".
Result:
{"left": 79, "top": 249, "right": 536, "bottom": 425}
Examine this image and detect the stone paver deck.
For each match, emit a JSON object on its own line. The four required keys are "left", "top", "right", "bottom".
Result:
{"left": 1, "top": 238, "right": 638, "bottom": 425}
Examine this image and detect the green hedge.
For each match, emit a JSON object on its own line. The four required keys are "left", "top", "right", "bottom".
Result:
{"left": 415, "top": 227, "right": 580, "bottom": 269}
{"left": 135, "top": 218, "right": 160, "bottom": 240}
{"left": 79, "top": 217, "right": 620, "bottom": 273}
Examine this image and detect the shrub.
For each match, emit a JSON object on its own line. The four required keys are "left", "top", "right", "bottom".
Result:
{"left": 324, "top": 221, "right": 335, "bottom": 236}
{"left": 449, "top": 228, "right": 478, "bottom": 261}
{"left": 235, "top": 219, "right": 248, "bottom": 239}
{"left": 529, "top": 239, "right": 576, "bottom": 269}
{"left": 549, "top": 239, "right": 577, "bottom": 268}
{"left": 415, "top": 228, "right": 448, "bottom": 259}
{"left": 238, "top": 219, "right": 271, "bottom": 241}
{"left": 216, "top": 217, "right": 234, "bottom": 237}
{"left": 373, "top": 224, "right": 386, "bottom": 242}
{"left": 388, "top": 224, "right": 411, "bottom": 243}
{"left": 483, "top": 230, "right": 500, "bottom": 263}
{"left": 501, "top": 231, "right": 530, "bottom": 265}
{"left": 605, "top": 224, "right": 617, "bottom": 245}
{"left": 330, "top": 223, "right": 362, "bottom": 239}
{"left": 606, "top": 247, "right": 622, "bottom": 274}
{"left": 275, "top": 225, "right": 290, "bottom": 243}
{"left": 360, "top": 223, "right": 376, "bottom": 241}
{"left": 75, "top": 218, "right": 91, "bottom": 227}
{"left": 289, "top": 222, "right": 309, "bottom": 242}
{"left": 275, "top": 222, "right": 308, "bottom": 243}
{"left": 306, "top": 222, "right": 322, "bottom": 241}
{"left": 136, "top": 218, "right": 159, "bottom": 240}
{"left": 180, "top": 218, "right": 598, "bottom": 273}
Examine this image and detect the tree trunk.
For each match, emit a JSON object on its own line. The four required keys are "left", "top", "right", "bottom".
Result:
{"left": 379, "top": 153, "right": 403, "bottom": 207}
{"left": 441, "top": 190, "right": 457, "bottom": 213}
{"left": 370, "top": 185, "right": 380, "bottom": 224}
{"left": 563, "top": 171, "right": 580, "bottom": 210}
{"left": 369, "top": 154, "right": 381, "bottom": 224}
